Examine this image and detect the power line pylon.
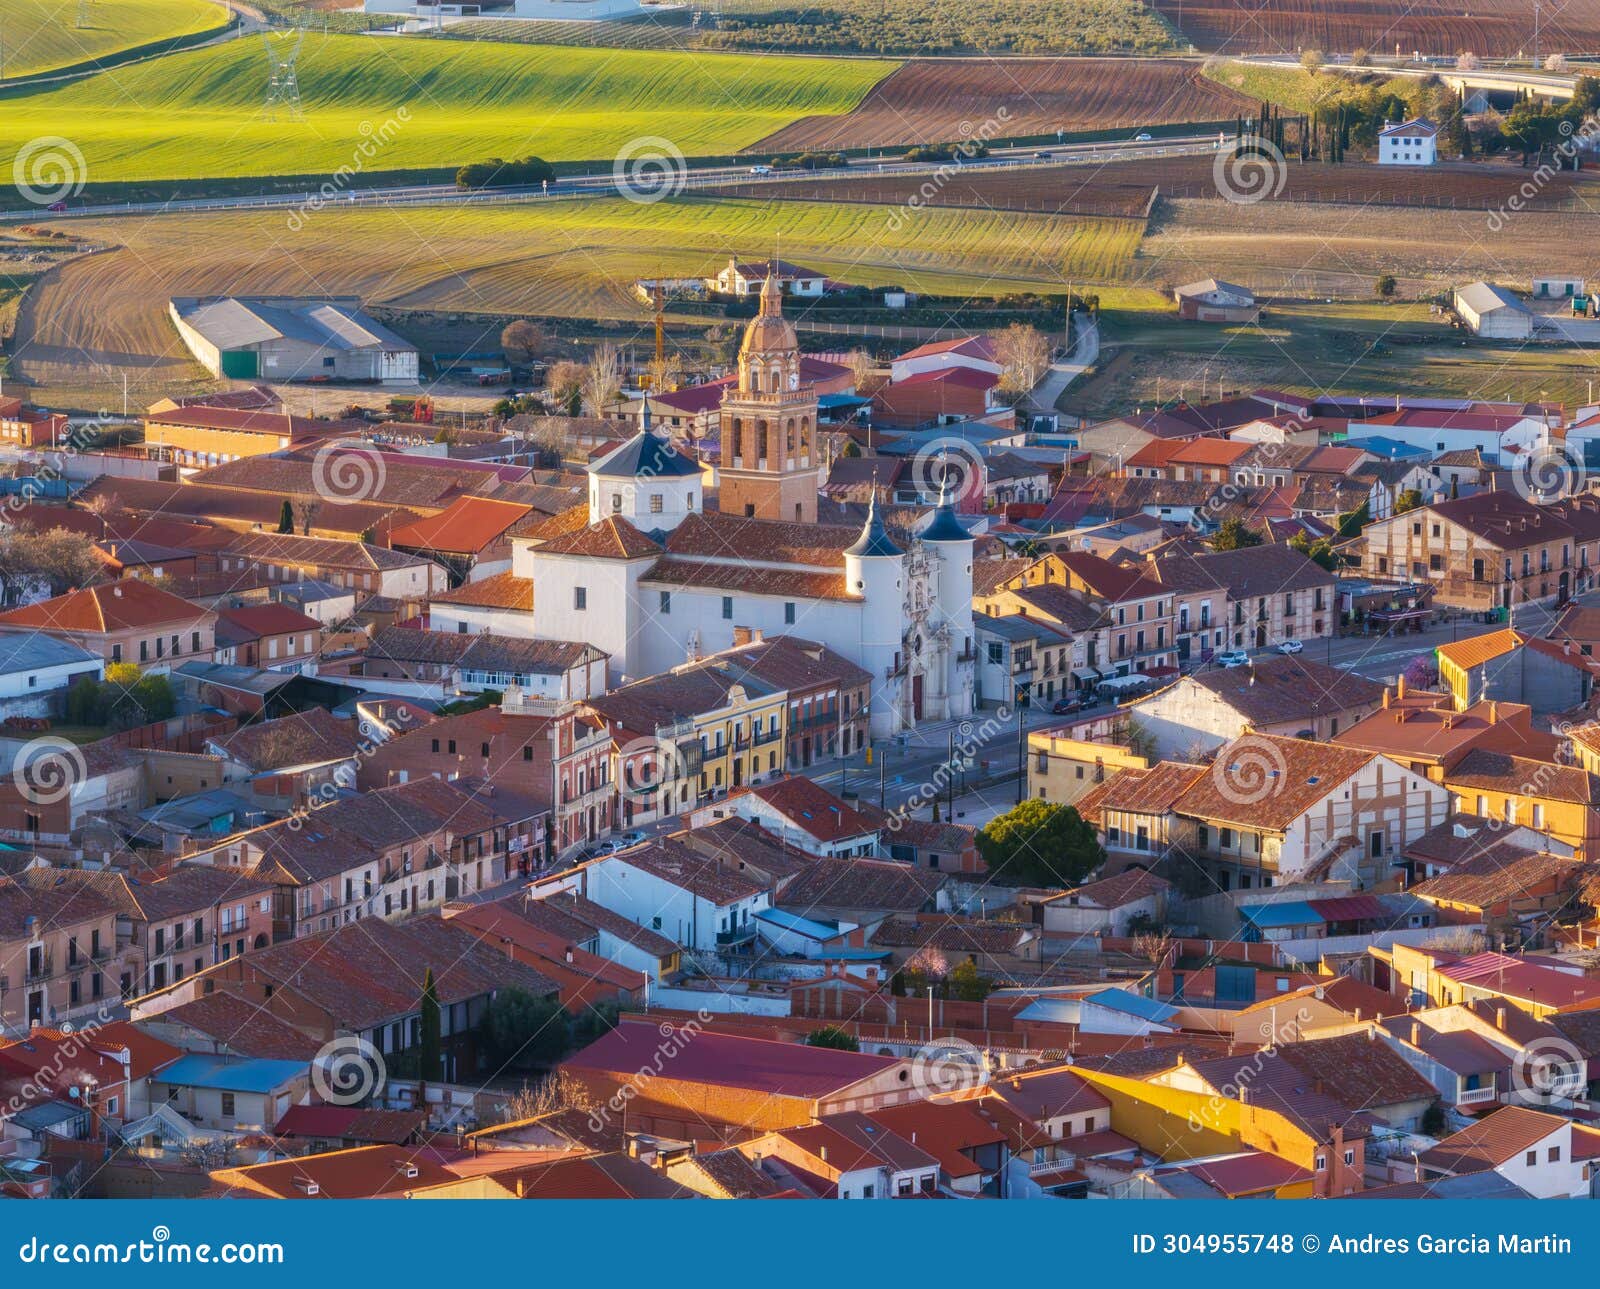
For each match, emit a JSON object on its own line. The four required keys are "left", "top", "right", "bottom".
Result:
{"left": 262, "top": 29, "right": 306, "bottom": 122}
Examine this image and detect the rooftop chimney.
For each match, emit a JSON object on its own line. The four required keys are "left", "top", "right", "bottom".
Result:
{"left": 1496, "top": 1006, "right": 1507, "bottom": 1029}
{"left": 1410, "top": 1022, "right": 1422, "bottom": 1045}
{"left": 1397, "top": 674, "right": 1407, "bottom": 699}
{"left": 1382, "top": 687, "right": 1391, "bottom": 710}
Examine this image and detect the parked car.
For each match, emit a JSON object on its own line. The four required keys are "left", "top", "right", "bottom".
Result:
{"left": 1051, "top": 696, "right": 1090, "bottom": 715}
{"left": 1216, "top": 650, "right": 1251, "bottom": 668}
{"left": 1276, "top": 639, "right": 1304, "bottom": 654}
{"left": 613, "top": 831, "right": 646, "bottom": 849}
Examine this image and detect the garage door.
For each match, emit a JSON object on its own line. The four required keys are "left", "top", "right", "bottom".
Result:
{"left": 220, "top": 349, "right": 259, "bottom": 378}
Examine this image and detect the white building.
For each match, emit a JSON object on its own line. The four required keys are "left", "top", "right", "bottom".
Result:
{"left": 1358, "top": 401, "right": 1547, "bottom": 464}
{"left": 458, "top": 284, "right": 975, "bottom": 737}
{"left": 584, "top": 840, "right": 771, "bottom": 954}
{"left": 1377, "top": 118, "right": 1438, "bottom": 166}
{"left": 1454, "top": 282, "right": 1535, "bottom": 340}
{"left": 889, "top": 335, "right": 1000, "bottom": 385}
{"left": 0, "top": 635, "right": 103, "bottom": 718}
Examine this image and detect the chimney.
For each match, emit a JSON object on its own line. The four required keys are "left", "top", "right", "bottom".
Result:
{"left": 1238, "top": 1087, "right": 1250, "bottom": 1105}
{"left": 1382, "top": 687, "right": 1391, "bottom": 710}
{"left": 1397, "top": 674, "right": 1407, "bottom": 699}
{"left": 1410, "top": 1022, "right": 1421, "bottom": 1045}
{"left": 1489, "top": 702, "right": 1498, "bottom": 724}
{"left": 1496, "top": 1006, "right": 1506, "bottom": 1029}
{"left": 819, "top": 1145, "right": 828, "bottom": 1163}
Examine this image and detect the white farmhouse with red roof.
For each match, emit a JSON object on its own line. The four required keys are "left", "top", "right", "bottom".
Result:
{"left": 1378, "top": 118, "right": 1438, "bottom": 166}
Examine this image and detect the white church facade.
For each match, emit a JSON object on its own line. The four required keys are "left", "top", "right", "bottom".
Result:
{"left": 429, "top": 277, "right": 975, "bottom": 737}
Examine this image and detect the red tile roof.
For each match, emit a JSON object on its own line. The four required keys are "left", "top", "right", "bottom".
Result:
{"left": 430, "top": 571, "right": 533, "bottom": 610}
{"left": 0, "top": 578, "right": 209, "bottom": 633}
{"left": 388, "top": 496, "right": 534, "bottom": 555}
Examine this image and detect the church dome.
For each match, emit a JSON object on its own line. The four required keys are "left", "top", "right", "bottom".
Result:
{"left": 738, "top": 273, "right": 797, "bottom": 357}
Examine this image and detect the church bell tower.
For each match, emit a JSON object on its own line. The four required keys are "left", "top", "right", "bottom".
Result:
{"left": 717, "top": 272, "right": 818, "bottom": 525}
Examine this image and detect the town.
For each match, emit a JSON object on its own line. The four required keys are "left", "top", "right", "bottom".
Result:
{"left": 5, "top": 0, "right": 1600, "bottom": 1213}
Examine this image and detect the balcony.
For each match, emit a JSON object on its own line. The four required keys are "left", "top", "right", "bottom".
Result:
{"left": 716, "top": 925, "right": 758, "bottom": 947}
{"left": 1457, "top": 1085, "right": 1498, "bottom": 1107}
{"left": 24, "top": 956, "right": 53, "bottom": 983}
{"left": 754, "top": 729, "right": 782, "bottom": 746}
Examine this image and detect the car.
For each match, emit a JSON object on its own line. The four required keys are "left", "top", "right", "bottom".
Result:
{"left": 748, "top": 165, "right": 772, "bottom": 176}
{"left": 1034, "top": 151, "right": 1052, "bottom": 159}
{"left": 1216, "top": 650, "right": 1251, "bottom": 668}
{"left": 614, "top": 831, "right": 646, "bottom": 848}
{"left": 1276, "top": 639, "right": 1304, "bottom": 654}
{"left": 47, "top": 201, "right": 67, "bottom": 213}
{"left": 1051, "top": 696, "right": 1090, "bottom": 715}
{"left": 1134, "top": 132, "right": 1153, "bottom": 142}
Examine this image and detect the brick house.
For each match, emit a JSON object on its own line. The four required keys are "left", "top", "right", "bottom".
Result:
{"left": 0, "top": 579, "right": 216, "bottom": 672}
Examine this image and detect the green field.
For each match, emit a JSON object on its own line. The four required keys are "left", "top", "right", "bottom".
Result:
{"left": 0, "top": 0, "right": 229, "bottom": 78}
{"left": 0, "top": 33, "right": 896, "bottom": 183}
{"left": 1067, "top": 300, "right": 1600, "bottom": 417}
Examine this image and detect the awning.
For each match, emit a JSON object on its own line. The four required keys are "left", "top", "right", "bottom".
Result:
{"left": 1071, "top": 668, "right": 1104, "bottom": 683}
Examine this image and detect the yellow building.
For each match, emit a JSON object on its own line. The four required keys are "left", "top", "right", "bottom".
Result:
{"left": 1441, "top": 749, "right": 1600, "bottom": 857}
{"left": 142, "top": 406, "right": 348, "bottom": 470}
{"left": 1028, "top": 725, "right": 1149, "bottom": 805}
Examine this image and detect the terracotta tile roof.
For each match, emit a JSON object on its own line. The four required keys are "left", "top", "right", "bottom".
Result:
{"left": 867, "top": 1101, "right": 1004, "bottom": 1178}
{"left": 870, "top": 916, "right": 1034, "bottom": 954}
{"left": 492, "top": 1152, "right": 695, "bottom": 1199}
{"left": 431, "top": 571, "right": 533, "bottom": 611}
{"left": 273, "top": 1104, "right": 427, "bottom": 1145}
{"left": 144, "top": 406, "right": 358, "bottom": 438}
{"left": 1173, "top": 734, "right": 1377, "bottom": 830}
{"left": 1050, "top": 868, "right": 1171, "bottom": 911}
{"left": 644, "top": 558, "right": 854, "bottom": 602}
{"left": 156, "top": 993, "right": 322, "bottom": 1060}
{"left": 1277, "top": 1033, "right": 1438, "bottom": 1108}
{"left": 740, "top": 776, "right": 878, "bottom": 844}
{"left": 1417, "top": 1105, "right": 1569, "bottom": 1174}
{"left": 222, "top": 530, "right": 427, "bottom": 573}
{"left": 1446, "top": 749, "right": 1600, "bottom": 805}
{"left": 688, "top": 1147, "right": 789, "bottom": 1198}
{"left": 0, "top": 578, "right": 209, "bottom": 634}
{"left": 777, "top": 857, "right": 944, "bottom": 914}
{"left": 1169, "top": 437, "right": 1253, "bottom": 467}
{"left": 664, "top": 511, "right": 860, "bottom": 568}
{"left": 1175, "top": 657, "right": 1384, "bottom": 727}
{"left": 1412, "top": 850, "right": 1580, "bottom": 909}
{"left": 1181, "top": 1051, "right": 1378, "bottom": 1140}
{"left": 0, "top": 868, "right": 135, "bottom": 936}
{"left": 76, "top": 477, "right": 403, "bottom": 538}
{"left": 1152, "top": 543, "right": 1333, "bottom": 598}
{"left": 210, "top": 1144, "right": 467, "bottom": 1199}
{"left": 778, "top": 1111, "right": 939, "bottom": 1176}
{"left": 1100, "top": 761, "right": 1207, "bottom": 815}
{"left": 973, "top": 556, "right": 1037, "bottom": 597}
{"left": 216, "top": 603, "right": 320, "bottom": 640}
{"left": 713, "top": 634, "right": 870, "bottom": 692}
{"left": 536, "top": 889, "right": 681, "bottom": 958}
{"left": 124, "top": 866, "right": 276, "bottom": 921}
{"left": 536, "top": 516, "right": 662, "bottom": 560}
{"left": 387, "top": 496, "right": 535, "bottom": 555}
{"left": 610, "top": 838, "right": 767, "bottom": 906}
{"left": 210, "top": 707, "right": 360, "bottom": 771}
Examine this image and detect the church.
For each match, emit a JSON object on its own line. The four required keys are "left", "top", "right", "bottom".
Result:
{"left": 431, "top": 276, "right": 975, "bottom": 737}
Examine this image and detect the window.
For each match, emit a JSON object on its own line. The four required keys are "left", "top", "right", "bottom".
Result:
{"left": 611, "top": 494, "right": 623, "bottom": 512}
{"left": 721, "top": 596, "right": 733, "bottom": 620}
{"left": 987, "top": 641, "right": 1003, "bottom": 664}
{"left": 659, "top": 591, "right": 671, "bottom": 613}
{"left": 1550, "top": 1146, "right": 1562, "bottom": 1162}
{"left": 574, "top": 587, "right": 587, "bottom": 610}
{"left": 221, "top": 1093, "right": 236, "bottom": 1118}
{"left": 1526, "top": 1151, "right": 1537, "bottom": 1166}
{"left": 649, "top": 494, "right": 664, "bottom": 514}
{"left": 1343, "top": 1149, "right": 1354, "bottom": 1166}
{"left": 1315, "top": 1154, "right": 1326, "bottom": 1171}
{"left": 784, "top": 602, "right": 796, "bottom": 625}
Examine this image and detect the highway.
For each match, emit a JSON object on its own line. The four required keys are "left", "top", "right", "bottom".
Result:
{"left": 0, "top": 132, "right": 1223, "bottom": 224}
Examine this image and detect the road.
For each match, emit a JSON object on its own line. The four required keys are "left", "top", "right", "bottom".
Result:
{"left": 0, "top": 134, "right": 1221, "bottom": 224}
{"left": 1025, "top": 314, "right": 1100, "bottom": 415}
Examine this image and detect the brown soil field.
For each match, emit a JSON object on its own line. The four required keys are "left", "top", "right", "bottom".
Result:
{"left": 1140, "top": 199, "right": 1597, "bottom": 297}
{"left": 754, "top": 57, "right": 1253, "bottom": 152}
{"left": 1092, "top": 155, "right": 1600, "bottom": 210}
{"left": 1152, "top": 0, "right": 1600, "bottom": 56}
{"left": 707, "top": 164, "right": 1160, "bottom": 218}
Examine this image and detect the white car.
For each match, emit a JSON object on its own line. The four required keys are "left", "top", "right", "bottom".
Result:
{"left": 748, "top": 165, "right": 772, "bottom": 176}
{"left": 1216, "top": 650, "right": 1251, "bottom": 668}
{"left": 1134, "top": 131, "right": 1154, "bottom": 142}
{"left": 1277, "top": 639, "right": 1304, "bottom": 654}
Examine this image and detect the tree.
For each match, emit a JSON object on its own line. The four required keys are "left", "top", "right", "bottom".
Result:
{"left": 844, "top": 348, "right": 875, "bottom": 390}
{"left": 841, "top": 439, "right": 863, "bottom": 458}
{"left": 948, "top": 958, "right": 992, "bottom": 1002}
{"left": 499, "top": 1070, "right": 596, "bottom": 1123}
{"left": 1395, "top": 487, "right": 1422, "bottom": 513}
{"left": 545, "top": 360, "right": 585, "bottom": 416}
{"left": 976, "top": 799, "right": 1104, "bottom": 887}
{"left": 1350, "top": 47, "right": 1371, "bottom": 66}
{"left": 29, "top": 528, "right": 103, "bottom": 596}
{"left": 418, "top": 968, "right": 443, "bottom": 1083}
{"left": 581, "top": 343, "right": 622, "bottom": 416}
{"left": 1374, "top": 274, "right": 1397, "bottom": 298}
{"left": 129, "top": 674, "right": 176, "bottom": 724}
{"left": 645, "top": 351, "right": 683, "bottom": 394}
{"left": 294, "top": 499, "right": 320, "bottom": 537}
{"left": 455, "top": 154, "right": 555, "bottom": 190}
{"left": 990, "top": 322, "right": 1051, "bottom": 401}
{"left": 481, "top": 986, "right": 567, "bottom": 1070}
{"left": 1210, "top": 517, "right": 1263, "bottom": 551}
{"left": 806, "top": 1025, "right": 860, "bottom": 1051}
{"left": 889, "top": 969, "right": 907, "bottom": 997}
{"left": 277, "top": 498, "right": 295, "bottom": 534}
{"left": 1457, "top": 51, "right": 1481, "bottom": 71}
{"left": 902, "top": 946, "right": 949, "bottom": 996}
{"left": 502, "top": 319, "right": 550, "bottom": 367}
{"left": 1545, "top": 52, "right": 1570, "bottom": 73}
{"left": 1299, "top": 48, "right": 1325, "bottom": 75}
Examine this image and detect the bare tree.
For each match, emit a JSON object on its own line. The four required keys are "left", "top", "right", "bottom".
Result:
{"left": 646, "top": 351, "right": 683, "bottom": 395}
{"left": 294, "top": 499, "right": 320, "bottom": 537}
{"left": 1299, "top": 48, "right": 1325, "bottom": 74}
{"left": 499, "top": 1069, "right": 597, "bottom": 1122}
{"left": 501, "top": 319, "right": 551, "bottom": 367}
{"left": 1131, "top": 930, "right": 1174, "bottom": 970}
{"left": 990, "top": 323, "right": 1051, "bottom": 401}
{"left": 844, "top": 348, "right": 876, "bottom": 390}
{"left": 544, "top": 360, "right": 585, "bottom": 414}
{"left": 29, "top": 527, "right": 104, "bottom": 595}
{"left": 1456, "top": 51, "right": 1481, "bottom": 71}
{"left": 180, "top": 1137, "right": 242, "bottom": 1170}
{"left": 581, "top": 343, "right": 623, "bottom": 416}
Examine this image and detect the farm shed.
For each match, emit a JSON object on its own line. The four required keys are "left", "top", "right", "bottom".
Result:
{"left": 1532, "top": 275, "right": 1585, "bottom": 299}
{"left": 1453, "top": 282, "right": 1533, "bottom": 340}
{"left": 1172, "top": 278, "right": 1258, "bottom": 323}
{"left": 169, "top": 296, "right": 419, "bottom": 385}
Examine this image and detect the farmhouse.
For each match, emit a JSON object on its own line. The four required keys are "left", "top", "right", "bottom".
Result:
{"left": 169, "top": 295, "right": 419, "bottom": 384}
{"left": 1454, "top": 282, "right": 1534, "bottom": 339}
{"left": 707, "top": 257, "right": 826, "bottom": 298}
{"left": 1172, "top": 278, "right": 1258, "bottom": 323}
{"left": 1377, "top": 118, "right": 1438, "bottom": 166}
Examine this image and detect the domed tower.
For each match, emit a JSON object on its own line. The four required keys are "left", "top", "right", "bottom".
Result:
{"left": 718, "top": 273, "right": 818, "bottom": 524}
{"left": 919, "top": 476, "right": 976, "bottom": 719}
{"left": 844, "top": 492, "right": 907, "bottom": 737}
